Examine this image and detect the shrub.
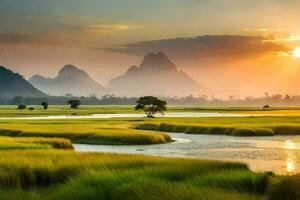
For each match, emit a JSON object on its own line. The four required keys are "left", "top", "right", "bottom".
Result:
{"left": 17, "top": 105, "right": 26, "bottom": 110}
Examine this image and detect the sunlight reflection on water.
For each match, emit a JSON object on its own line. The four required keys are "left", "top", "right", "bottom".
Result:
{"left": 285, "top": 140, "right": 296, "bottom": 173}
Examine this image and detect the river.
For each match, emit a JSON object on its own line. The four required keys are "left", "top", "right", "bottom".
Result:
{"left": 0, "top": 112, "right": 283, "bottom": 120}
{"left": 75, "top": 133, "right": 300, "bottom": 175}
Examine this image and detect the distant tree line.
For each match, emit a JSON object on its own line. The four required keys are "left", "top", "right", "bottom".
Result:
{"left": 5, "top": 95, "right": 138, "bottom": 105}
{"left": 2, "top": 93, "right": 300, "bottom": 106}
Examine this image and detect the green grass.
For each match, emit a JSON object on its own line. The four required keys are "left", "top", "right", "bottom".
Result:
{"left": 0, "top": 150, "right": 271, "bottom": 200}
{"left": 2, "top": 116, "right": 300, "bottom": 148}
{"left": 0, "top": 107, "right": 300, "bottom": 199}
{"left": 0, "top": 136, "right": 73, "bottom": 150}
{"left": 0, "top": 119, "right": 171, "bottom": 145}
{"left": 3, "top": 105, "right": 300, "bottom": 117}
{"left": 0, "top": 105, "right": 139, "bottom": 117}
{"left": 2, "top": 106, "right": 300, "bottom": 140}
{"left": 136, "top": 116, "right": 300, "bottom": 136}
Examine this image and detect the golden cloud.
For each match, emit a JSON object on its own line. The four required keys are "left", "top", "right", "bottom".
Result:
{"left": 88, "top": 24, "right": 131, "bottom": 33}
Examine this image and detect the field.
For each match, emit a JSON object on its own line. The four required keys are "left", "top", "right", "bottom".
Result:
{"left": 0, "top": 118, "right": 171, "bottom": 145}
{"left": 0, "top": 106, "right": 300, "bottom": 199}
{"left": 137, "top": 116, "right": 300, "bottom": 136}
{"left": 0, "top": 137, "right": 73, "bottom": 150}
{"left": 3, "top": 105, "right": 300, "bottom": 117}
{"left": 0, "top": 150, "right": 281, "bottom": 200}
{"left": 0, "top": 106, "right": 138, "bottom": 117}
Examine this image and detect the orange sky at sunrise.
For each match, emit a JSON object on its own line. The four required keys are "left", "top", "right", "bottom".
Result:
{"left": 1, "top": 0, "right": 300, "bottom": 98}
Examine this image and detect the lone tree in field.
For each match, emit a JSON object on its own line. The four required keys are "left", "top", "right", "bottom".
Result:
{"left": 17, "top": 104, "right": 26, "bottom": 111}
{"left": 263, "top": 105, "right": 270, "bottom": 109}
{"left": 135, "top": 96, "right": 167, "bottom": 118}
{"left": 67, "top": 99, "right": 81, "bottom": 109}
{"left": 41, "top": 101, "right": 49, "bottom": 110}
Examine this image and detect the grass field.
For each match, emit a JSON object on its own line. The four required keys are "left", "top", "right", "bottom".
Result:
{"left": 0, "top": 118, "right": 171, "bottom": 145}
{"left": 0, "top": 137, "right": 73, "bottom": 150}
{"left": 3, "top": 105, "right": 300, "bottom": 117}
{"left": 0, "top": 150, "right": 278, "bottom": 200}
{"left": 0, "top": 105, "right": 145, "bottom": 117}
{"left": 1, "top": 115, "right": 300, "bottom": 147}
{"left": 137, "top": 116, "right": 300, "bottom": 136}
{"left": 0, "top": 106, "right": 299, "bottom": 199}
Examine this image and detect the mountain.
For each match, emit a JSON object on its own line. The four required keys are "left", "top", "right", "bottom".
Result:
{"left": 108, "top": 52, "right": 209, "bottom": 96}
{"left": 29, "top": 64, "right": 105, "bottom": 96}
{"left": 0, "top": 66, "right": 45, "bottom": 99}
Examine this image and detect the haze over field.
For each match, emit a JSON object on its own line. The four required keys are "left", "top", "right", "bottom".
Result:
{"left": 1, "top": 0, "right": 300, "bottom": 97}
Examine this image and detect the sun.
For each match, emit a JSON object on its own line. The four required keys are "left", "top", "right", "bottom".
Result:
{"left": 293, "top": 47, "right": 300, "bottom": 58}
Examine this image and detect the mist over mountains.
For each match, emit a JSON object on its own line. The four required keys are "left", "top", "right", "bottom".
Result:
{"left": 1, "top": 61, "right": 300, "bottom": 106}
{"left": 108, "top": 52, "right": 209, "bottom": 96}
{"left": 29, "top": 64, "right": 105, "bottom": 96}
{"left": 26, "top": 52, "right": 208, "bottom": 97}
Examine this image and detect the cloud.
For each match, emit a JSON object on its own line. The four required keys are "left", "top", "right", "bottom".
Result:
{"left": 88, "top": 24, "right": 130, "bottom": 32}
{"left": 0, "top": 33, "right": 74, "bottom": 46}
{"left": 105, "top": 35, "right": 290, "bottom": 60}
{"left": 269, "top": 34, "right": 300, "bottom": 42}
{"left": 0, "top": 13, "right": 134, "bottom": 46}
{"left": 0, "top": 23, "right": 133, "bottom": 46}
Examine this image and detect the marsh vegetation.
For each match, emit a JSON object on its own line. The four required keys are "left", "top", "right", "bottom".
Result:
{"left": 0, "top": 150, "right": 279, "bottom": 200}
{"left": 0, "top": 106, "right": 299, "bottom": 199}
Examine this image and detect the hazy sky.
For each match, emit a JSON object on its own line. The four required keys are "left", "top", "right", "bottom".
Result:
{"left": 1, "top": 0, "right": 300, "bottom": 97}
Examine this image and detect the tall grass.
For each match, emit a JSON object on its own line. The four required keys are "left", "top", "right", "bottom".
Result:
{"left": 137, "top": 123, "right": 278, "bottom": 136}
{"left": 137, "top": 116, "right": 300, "bottom": 136}
{"left": 0, "top": 119, "right": 171, "bottom": 145}
{"left": 0, "top": 150, "right": 270, "bottom": 200}
{"left": 0, "top": 136, "right": 73, "bottom": 150}
{"left": 49, "top": 171, "right": 265, "bottom": 200}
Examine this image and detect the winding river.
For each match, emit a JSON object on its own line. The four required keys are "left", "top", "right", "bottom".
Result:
{"left": 75, "top": 133, "right": 300, "bottom": 175}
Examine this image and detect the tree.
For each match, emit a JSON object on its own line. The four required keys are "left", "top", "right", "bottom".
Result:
{"left": 28, "top": 107, "right": 35, "bottom": 111}
{"left": 67, "top": 99, "right": 81, "bottom": 109}
{"left": 17, "top": 104, "right": 26, "bottom": 111}
{"left": 135, "top": 96, "right": 167, "bottom": 118}
{"left": 263, "top": 105, "right": 270, "bottom": 109}
{"left": 41, "top": 101, "right": 49, "bottom": 110}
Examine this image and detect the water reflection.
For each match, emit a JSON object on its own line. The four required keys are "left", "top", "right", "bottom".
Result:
{"left": 75, "top": 134, "right": 300, "bottom": 174}
{"left": 285, "top": 140, "right": 296, "bottom": 173}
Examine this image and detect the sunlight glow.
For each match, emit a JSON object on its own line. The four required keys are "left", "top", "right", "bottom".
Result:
{"left": 293, "top": 47, "right": 300, "bottom": 58}
{"left": 286, "top": 151, "right": 296, "bottom": 173}
{"left": 285, "top": 140, "right": 296, "bottom": 150}
{"left": 284, "top": 140, "right": 297, "bottom": 173}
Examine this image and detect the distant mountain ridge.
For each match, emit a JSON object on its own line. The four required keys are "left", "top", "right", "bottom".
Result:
{"left": 0, "top": 66, "right": 45, "bottom": 98}
{"left": 29, "top": 64, "right": 105, "bottom": 96}
{"left": 108, "top": 52, "right": 209, "bottom": 96}
{"left": 5, "top": 52, "right": 209, "bottom": 98}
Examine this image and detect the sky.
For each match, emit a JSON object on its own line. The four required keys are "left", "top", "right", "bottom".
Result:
{"left": 1, "top": 0, "right": 300, "bottom": 97}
